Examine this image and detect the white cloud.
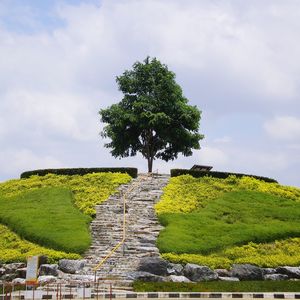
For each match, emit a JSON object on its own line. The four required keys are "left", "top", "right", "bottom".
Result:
{"left": 0, "top": 149, "right": 62, "bottom": 176}
{"left": 196, "top": 146, "right": 229, "bottom": 166}
{"left": 0, "top": 0, "right": 299, "bottom": 188}
{"left": 264, "top": 116, "right": 300, "bottom": 141}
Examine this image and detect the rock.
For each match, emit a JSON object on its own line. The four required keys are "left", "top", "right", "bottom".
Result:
{"left": 127, "top": 271, "right": 165, "bottom": 282}
{"left": 183, "top": 264, "right": 218, "bottom": 281}
{"left": 264, "top": 274, "right": 289, "bottom": 281}
{"left": 16, "top": 268, "right": 27, "bottom": 279}
{"left": 67, "top": 275, "right": 94, "bottom": 282}
{"left": 168, "top": 275, "right": 191, "bottom": 282}
{"left": 167, "top": 263, "right": 184, "bottom": 275}
{"left": 262, "top": 268, "right": 276, "bottom": 275}
{"left": 38, "top": 256, "right": 48, "bottom": 266}
{"left": 0, "top": 268, "right": 5, "bottom": 276}
{"left": 276, "top": 266, "right": 300, "bottom": 279}
{"left": 219, "top": 276, "right": 240, "bottom": 281}
{"left": 231, "top": 264, "right": 263, "bottom": 280}
{"left": 12, "top": 278, "right": 26, "bottom": 285}
{"left": 138, "top": 257, "right": 169, "bottom": 276}
{"left": 38, "top": 275, "right": 57, "bottom": 284}
{"left": 215, "top": 269, "right": 230, "bottom": 277}
{"left": 4, "top": 263, "right": 26, "bottom": 273}
{"left": 39, "top": 264, "right": 59, "bottom": 277}
{"left": 58, "top": 260, "right": 86, "bottom": 274}
{"left": 1, "top": 273, "right": 16, "bottom": 281}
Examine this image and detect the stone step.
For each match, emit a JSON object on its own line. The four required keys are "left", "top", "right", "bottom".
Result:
{"left": 77, "top": 174, "right": 170, "bottom": 285}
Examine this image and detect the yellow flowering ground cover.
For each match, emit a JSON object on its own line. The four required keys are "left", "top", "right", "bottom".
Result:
{"left": 156, "top": 175, "right": 300, "bottom": 268}
{"left": 0, "top": 172, "right": 132, "bottom": 262}
{"left": 0, "top": 172, "right": 132, "bottom": 217}
{"left": 0, "top": 224, "right": 80, "bottom": 263}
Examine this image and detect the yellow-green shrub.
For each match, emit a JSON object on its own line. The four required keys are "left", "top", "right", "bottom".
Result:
{"left": 163, "top": 238, "right": 300, "bottom": 269}
{"left": 161, "top": 253, "right": 232, "bottom": 269}
{"left": 156, "top": 175, "right": 300, "bottom": 214}
{"left": 0, "top": 172, "right": 131, "bottom": 216}
{"left": 0, "top": 224, "right": 80, "bottom": 263}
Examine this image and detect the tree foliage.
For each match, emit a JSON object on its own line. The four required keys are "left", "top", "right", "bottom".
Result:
{"left": 100, "top": 57, "right": 204, "bottom": 172}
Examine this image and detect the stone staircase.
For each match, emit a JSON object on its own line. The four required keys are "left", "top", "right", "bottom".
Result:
{"left": 82, "top": 173, "right": 170, "bottom": 285}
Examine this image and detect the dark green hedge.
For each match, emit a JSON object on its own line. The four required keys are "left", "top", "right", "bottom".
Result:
{"left": 20, "top": 167, "right": 138, "bottom": 179}
{"left": 170, "top": 169, "right": 277, "bottom": 183}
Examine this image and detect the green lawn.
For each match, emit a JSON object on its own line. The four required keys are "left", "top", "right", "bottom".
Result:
{"left": 133, "top": 281, "right": 300, "bottom": 292}
{"left": 157, "top": 190, "right": 300, "bottom": 254}
{"left": 0, "top": 187, "right": 91, "bottom": 254}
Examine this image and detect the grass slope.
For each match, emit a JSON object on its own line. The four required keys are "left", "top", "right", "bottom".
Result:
{"left": 0, "top": 224, "right": 80, "bottom": 263}
{"left": 0, "top": 172, "right": 132, "bottom": 261}
{"left": 156, "top": 175, "right": 300, "bottom": 268}
{"left": 158, "top": 190, "right": 300, "bottom": 254}
{"left": 0, "top": 187, "right": 91, "bottom": 253}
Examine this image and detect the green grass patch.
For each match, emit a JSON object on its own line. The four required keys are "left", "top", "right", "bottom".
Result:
{"left": 158, "top": 190, "right": 300, "bottom": 254}
{"left": 0, "top": 187, "right": 91, "bottom": 253}
{"left": 0, "top": 224, "right": 80, "bottom": 263}
{"left": 133, "top": 281, "right": 300, "bottom": 292}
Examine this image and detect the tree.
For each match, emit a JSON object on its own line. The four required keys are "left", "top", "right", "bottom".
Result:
{"left": 99, "top": 57, "right": 204, "bottom": 173}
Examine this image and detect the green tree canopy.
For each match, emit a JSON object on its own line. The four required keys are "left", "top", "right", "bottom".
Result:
{"left": 100, "top": 57, "right": 204, "bottom": 172}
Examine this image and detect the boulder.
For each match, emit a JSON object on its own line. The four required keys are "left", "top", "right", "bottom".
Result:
{"left": 168, "top": 275, "right": 191, "bottom": 283}
{"left": 0, "top": 268, "right": 5, "bottom": 276}
{"left": 16, "top": 268, "right": 27, "bottom": 279}
{"left": 262, "top": 268, "right": 276, "bottom": 275}
{"left": 39, "top": 264, "right": 59, "bottom": 277}
{"left": 215, "top": 269, "right": 230, "bottom": 277}
{"left": 167, "top": 263, "right": 184, "bottom": 276}
{"left": 183, "top": 264, "right": 218, "bottom": 281}
{"left": 38, "top": 275, "right": 57, "bottom": 284}
{"left": 137, "top": 257, "right": 169, "bottom": 276}
{"left": 58, "top": 259, "right": 86, "bottom": 274}
{"left": 12, "top": 278, "right": 26, "bottom": 285}
{"left": 276, "top": 266, "right": 300, "bottom": 279}
{"left": 127, "top": 271, "right": 165, "bottom": 282}
{"left": 4, "top": 263, "right": 26, "bottom": 273}
{"left": 264, "top": 274, "right": 289, "bottom": 281}
{"left": 219, "top": 276, "right": 240, "bottom": 281}
{"left": 38, "top": 256, "right": 48, "bottom": 266}
{"left": 231, "top": 264, "right": 263, "bottom": 280}
{"left": 1, "top": 273, "right": 17, "bottom": 281}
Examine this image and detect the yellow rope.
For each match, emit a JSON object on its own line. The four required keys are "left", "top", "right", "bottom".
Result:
{"left": 93, "top": 174, "right": 148, "bottom": 273}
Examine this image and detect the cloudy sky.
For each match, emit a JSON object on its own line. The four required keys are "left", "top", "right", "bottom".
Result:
{"left": 0, "top": 0, "right": 299, "bottom": 187}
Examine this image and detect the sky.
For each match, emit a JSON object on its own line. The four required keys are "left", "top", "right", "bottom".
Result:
{"left": 0, "top": 0, "right": 299, "bottom": 187}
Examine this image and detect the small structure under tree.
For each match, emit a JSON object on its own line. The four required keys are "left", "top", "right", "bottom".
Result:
{"left": 99, "top": 57, "right": 204, "bottom": 173}
{"left": 190, "top": 165, "right": 213, "bottom": 171}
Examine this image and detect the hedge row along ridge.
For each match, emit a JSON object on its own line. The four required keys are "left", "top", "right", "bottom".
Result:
{"left": 170, "top": 169, "right": 277, "bottom": 183}
{"left": 20, "top": 167, "right": 138, "bottom": 179}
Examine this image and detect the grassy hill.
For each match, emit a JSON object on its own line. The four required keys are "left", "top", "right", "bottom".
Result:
{"left": 0, "top": 172, "right": 131, "bottom": 262}
{"left": 156, "top": 175, "right": 300, "bottom": 268}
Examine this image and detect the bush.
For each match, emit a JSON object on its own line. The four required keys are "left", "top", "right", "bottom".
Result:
{"left": 0, "top": 224, "right": 80, "bottom": 264}
{"left": 1, "top": 173, "right": 132, "bottom": 217}
{"left": 20, "top": 167, "right": 138, "bottom": 179}
{"left": 170, "top": 169, "right": 277, "bottom": 183}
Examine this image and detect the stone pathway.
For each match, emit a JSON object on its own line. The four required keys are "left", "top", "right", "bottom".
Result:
{"left": 82, "top": 173, "right": 169, "bottom": 285}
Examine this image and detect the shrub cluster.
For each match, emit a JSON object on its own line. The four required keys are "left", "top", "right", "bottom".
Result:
{"left": 1, "top": 173, "right": 132, "bottom": 217}
{"left": 162, "top": 238, "right": 300, "bottom": 269}
{"left": 0, "top": 224, "right": 80, "bottom": 264}
{"left": 170, "top": 169, "right": 277, "bottom": 183}
{"left": 20, "top": 167, "right": 138, "bottom": 179}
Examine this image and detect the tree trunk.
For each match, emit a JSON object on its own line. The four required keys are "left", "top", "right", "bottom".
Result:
{"left": 147, "top": 157, "right": 153, "bottom": 173}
